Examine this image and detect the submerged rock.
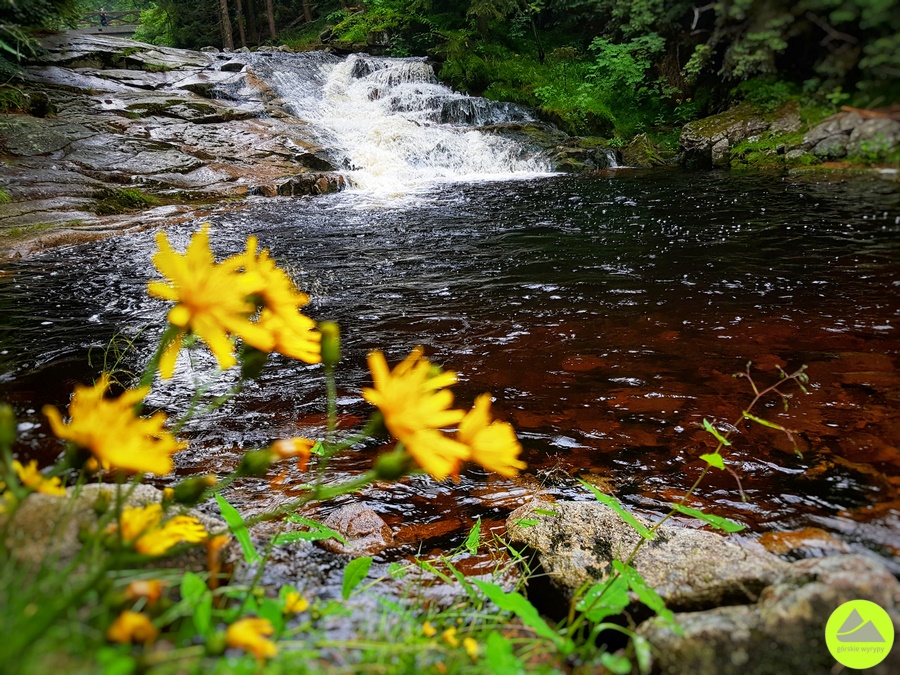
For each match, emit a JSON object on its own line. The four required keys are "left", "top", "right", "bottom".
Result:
{"left": 316, "top": 503, "right": 394, "bottom": 556}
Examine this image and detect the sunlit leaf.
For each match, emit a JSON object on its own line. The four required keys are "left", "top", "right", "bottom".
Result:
{"left": 670, "top": 503, "right": 744, "bottom": 532}
{"left": 473, "top": 580, "right": 568, "bottom": 650}
{"left": 485, "top": 631, "right": 525, "bottom": 673}
{"left": 464, "top": 518, "right": 481, "bottom": 555}
{"left": 742, "top": 411, "right": 786, "bottom": 431}
{"left": 699, "top": 452, "right": 725, "bottom": 470}
{"left": 601, "top": 652, "right": 632, "bottom": 675}
{"left": 702, "top": 418, "right": 732, "bottom": 446}
{"left": 576, "top": 575, "right": 629, "bottom": 623}
{"left": 342, "top": 557, "right": 372, "bottom": 599}
{"left": 533, "top": 508, "right": 560, "bottom": 517}
{"left": 215, "top": 493, "right": 260, "bottom": 563}
{"left": 613, "top": 561, "right": 678, "bottom": 630}
{"left": 579, "top": 480, "right": 654, "bottom": 540}
{"left": 276, "top": 516, "right": 348, "bottom": 545}
{"left": 512, "top": 518, "right": 539, "bottom": 528}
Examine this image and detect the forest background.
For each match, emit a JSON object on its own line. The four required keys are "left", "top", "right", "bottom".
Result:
{"left": 2, "top": 0, "right": 899, "bottom": 150}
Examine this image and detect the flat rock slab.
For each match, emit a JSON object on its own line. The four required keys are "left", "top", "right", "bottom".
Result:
{"left": 0, "top": 115, "right": 98, "bottom": 156}
{"left": 507, "top": 500, "right": 788, "bottom": 611}
{"left": 63, "top": 134, "right": 204, "bottom": 175}
{"left": 37, "top": 33, "right": 213, "bottom": 70}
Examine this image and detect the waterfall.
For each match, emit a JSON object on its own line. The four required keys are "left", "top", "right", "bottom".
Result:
{"left": 249, "top": 53, "right": 553, "bottom": 194}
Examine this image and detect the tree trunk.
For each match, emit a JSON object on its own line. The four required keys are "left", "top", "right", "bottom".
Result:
{"left": 264, "top": 0, "right": 276, "bottom": 40}
{"left": 302, "top": 0, "right": 313, "bottom": 23}
{"left": 234, "top": 0, "right": 247, "bottom": 47}
{"left": 246, "top": 0, "right": 259, "bottom": 45}
{"left": 218, "top": 0, "right": 234, "bottom": 50}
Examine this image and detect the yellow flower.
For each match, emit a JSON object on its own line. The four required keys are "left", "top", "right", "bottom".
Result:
{"left": 422, "top": 621, "right": 437, "bottom": 637}
{"left": 148, "top": 225, "right": 273, "bottom": 378}
{"left": 42, "top": 375, "right": 186, "bottom": 476}
{"left": 463, "top": 637, "right": 478, "bottom": 659}
{"left": 441, "top": 626, "right": 460, "bottom": 648}
{"left": 113, "top": 503, "right": 207, "bottom": 556}
{"left": 125, "top": 579, "right": 165, "bottom": 605}
{"left": 13, "top": 459, "right": 66, "bottom": 496}
{"left": 362, "top": 347, "right": 469, "bottom": 481}
{"left": 458, "top": 394, "right": 526, "bottom": 477}
{"left": 237, "top": 238, "right": 322, "bottom": 364}
{"left": 271, "top": 437, "right": 316, "bottom": 471}
{"left": 227, "top": 617, "right": 278, "bottom": 662}
{"left": 283, "top": 591, "right": 309, "bottom": 615}
{"left": 107, "top": 610, "right": 158, "bottom": 645}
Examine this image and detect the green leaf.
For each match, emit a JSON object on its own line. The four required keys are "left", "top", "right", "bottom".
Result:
{"left": 512, "top": 518, "right": 539, "bottom": 528}
{"left": 699, "top": 452, "right": 725, "bottom": 470}
{"left": 215, "top": 493, "right": 260, "bottom": 564}
{"left": 613, "top": 561, "right": 678, "bottom": 629}
{"left": 464, "top": 518, "right": 482, "bottom": 555}
{"left": 601, "top": 652, "right": 632, "bottom": 675}
{"left": 342, "top": 557, "right": 373, "bottom": 599}
{"left": 579, "top": 480, "right": 654, "bottom": 540}
{"left": 670, "top": 503, "right": 744, "bottom": 532}
{"left": 473, "top": 580, "right": 567, "bottom": 650}
{"left": 275, "top": 516, "right": 349, "bottom": 545}
{"left": 742, "top": 411, "right": 787, "bottom": 431}
{"left": 533, "top": 508, "right": 560, "bottom": 517}
{"left": 388, "top": 562, "right": 407, "bottom": 579}
{"left": 702, "top": 418, "right": 732, "bottom": 446}
{"left": 193, "top": 594, "right": 213, "bottom": 637}
{"left": 485, "top": 631, "right": 526, "bottom": 673}
{"left": 576, "top": 575, "right": 630, "bottom": 623}
{"left": 180, "top": 571, "right": 207, "bottom": 602}
{"left": 633, "top": 634, "right": 653, "bottom": 674}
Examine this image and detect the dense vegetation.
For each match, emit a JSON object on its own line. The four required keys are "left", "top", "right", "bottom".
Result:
{"left": 3, "top": 0, "right": 899, "bottom": 143}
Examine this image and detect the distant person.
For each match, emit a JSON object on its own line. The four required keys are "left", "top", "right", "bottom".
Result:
{"left": 99, "top": 8, "right": 108, "bottom": 31}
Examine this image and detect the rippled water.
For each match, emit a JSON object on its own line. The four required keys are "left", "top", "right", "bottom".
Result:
{"left": 1, "top": 170, "right": 898, "bottom": 570}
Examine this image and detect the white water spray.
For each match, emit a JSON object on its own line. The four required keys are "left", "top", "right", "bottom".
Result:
{"left": 258, "top": 53, "right": 553, "bottom": 195}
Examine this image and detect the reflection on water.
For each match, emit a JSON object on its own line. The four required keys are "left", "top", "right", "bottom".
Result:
{"left": 1, "top": 170, "right": 898, "bottom": 570}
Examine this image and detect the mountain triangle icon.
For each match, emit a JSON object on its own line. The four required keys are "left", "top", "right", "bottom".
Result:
{"left": 837, "top": 609, "right": 886, "bottom": 643}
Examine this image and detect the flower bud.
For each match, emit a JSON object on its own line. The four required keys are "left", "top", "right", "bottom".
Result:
{"left": 93, "top": 489, "right": 111, "bottom": 517}
{"left": 319, "top": 321, "right": 341, "bottom": 367}
{"left": 0, "top": 404, "right": 16, "bottom": 450}
{"left": 240, "top": 345, "right": 270, "bottom": 381}
{"left": 237, "top": 449, "right": 273, "bottom": 476}
{"left": 373, "top": 447, "right": 413, "bottom": 481}
{"left": 172, "top": 473, "right": 217, "bottom": 505}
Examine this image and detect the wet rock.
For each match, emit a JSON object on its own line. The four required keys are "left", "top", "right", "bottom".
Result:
{"left": 639, "top": 555, "right": 900, "bottom": 675}
{"left": 316, "top": 504, "right": 394, "bottom": 556}
{"left": 0, "top": 115, "right": 97, "bottom": 156}
{"left": 0, "top": 483, "right": 226, "bottom": 569}
{"left": 813, "top": 133, "right": 849, "bottom": 159}
{"left": 506, "top": 500, "right": 787, "bottom": 611}
{"left": 620, "top": 133, "right": 666, "bottom": 167}
{"left": 273, "top": 173, "right": 347, "bottom": 196}
{"left": 63, "top": 135, "right": 204, "bottom": 175}
{"left": 219, "top": 61, "right": 246, "bottom": 72}
{"left": 757, "top": 527, "right": 850, "bottom": 557}
{"left": 847, "top": 118, "right": 900, "bottom": 157}
{"left": 36, "top": 33, "right": 213, "bottom": 71}
{"left": 680, "top": 103, "right": 769, "bottom": 169}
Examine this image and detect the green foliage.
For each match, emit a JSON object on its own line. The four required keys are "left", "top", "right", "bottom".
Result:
{"left": 92, "top": 187, "right": 159, "bottom": 215}
{"left": 0, "top": 187, "right": 11, "bottom": 204}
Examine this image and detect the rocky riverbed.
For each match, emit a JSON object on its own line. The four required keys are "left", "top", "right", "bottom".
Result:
{"left": 0, "top": 33, "right": 349, "bottom": 259}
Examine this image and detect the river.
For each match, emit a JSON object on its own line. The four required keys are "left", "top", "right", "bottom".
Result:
{"left": 1, "top": 49, "right": 898, "bottom": 573}
{"left": 1, "top": 167, "right": 898, "bottom": 572}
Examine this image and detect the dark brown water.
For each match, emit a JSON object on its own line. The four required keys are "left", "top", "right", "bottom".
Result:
{"left": 1, "top": 170, "right": 898, "bottom": 571}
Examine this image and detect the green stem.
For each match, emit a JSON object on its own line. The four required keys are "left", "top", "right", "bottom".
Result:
{"left": 137, "top": 324, "right": 179, "bottom": 392}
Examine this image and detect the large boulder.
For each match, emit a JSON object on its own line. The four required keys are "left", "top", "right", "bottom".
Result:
{"left": 1, "top": 483, "right": 226, "bottom": 568}
{"left": 507, "top": 501, "right": 787, "bottom": 611}
{"left": 680, "top": 103, "right": 769, "bottom": 169}
{"left": 639, "top": 555, "right": 900, "bottom": 675}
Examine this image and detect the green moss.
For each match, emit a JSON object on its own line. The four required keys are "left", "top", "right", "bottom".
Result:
{"left": 0, "top": 188, "right": 11, "bottom": 205}
{"left": 93, "top": 188, "right": 159, "bottom": 215}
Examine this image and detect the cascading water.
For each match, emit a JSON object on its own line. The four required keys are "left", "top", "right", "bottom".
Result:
{"left": 249, "top": 52, "right": 554, "bottom": 193}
